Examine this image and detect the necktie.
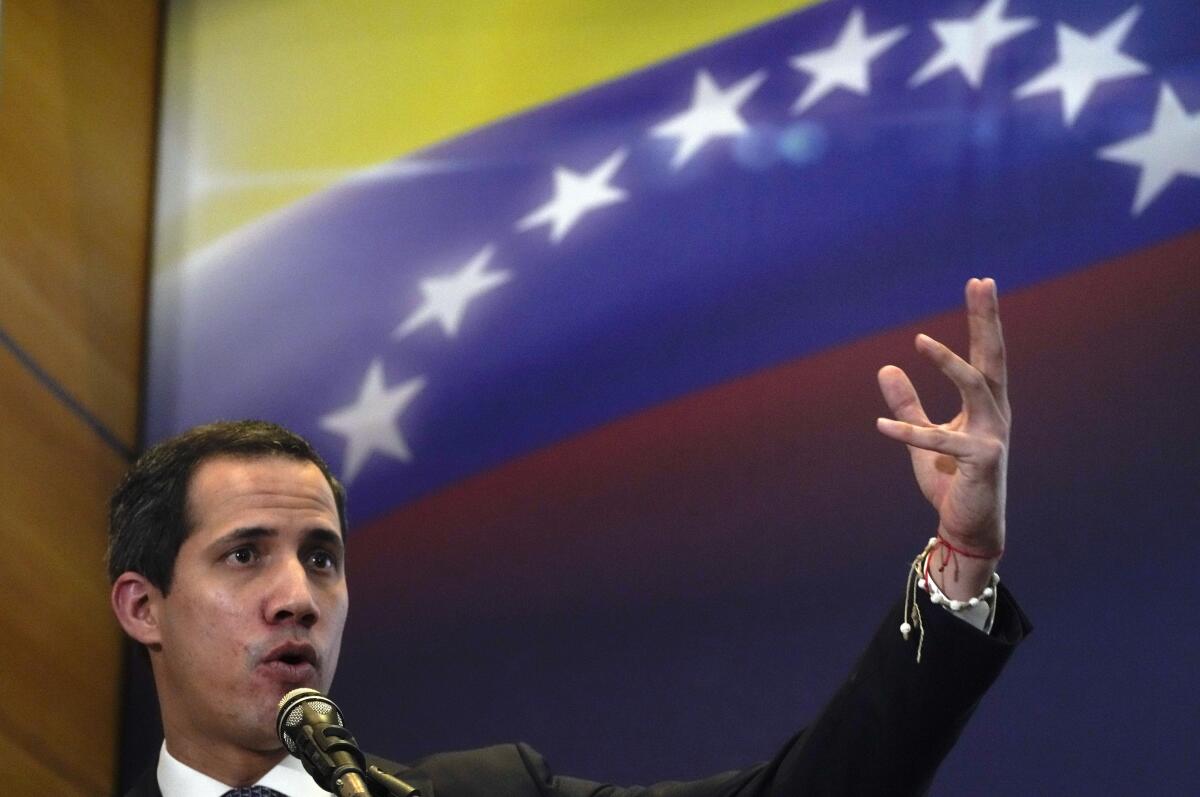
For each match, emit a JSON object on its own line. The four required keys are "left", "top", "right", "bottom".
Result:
{"left": 219, "top": 787, "right": 289, "bottom": 797}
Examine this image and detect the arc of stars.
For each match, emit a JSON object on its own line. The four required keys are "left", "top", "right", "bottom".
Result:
{"left": 314, "top": 2, "right": 1190, "bottom": 477}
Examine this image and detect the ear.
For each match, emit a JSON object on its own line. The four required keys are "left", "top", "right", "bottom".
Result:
{"left": 111, "top": 571, "right": 165, "bottom": 648}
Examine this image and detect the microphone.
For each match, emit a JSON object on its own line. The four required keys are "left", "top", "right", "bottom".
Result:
{"left": 276, "top": 688, "right": 371, "bottom": 797}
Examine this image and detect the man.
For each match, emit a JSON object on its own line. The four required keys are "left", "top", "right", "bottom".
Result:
{"left": 110, "top": 278, "right": 1028, "bottom": 796}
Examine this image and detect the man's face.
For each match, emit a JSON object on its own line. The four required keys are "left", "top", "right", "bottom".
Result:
{"left": 148, "top": 455, "right": 348, "bottom": 753}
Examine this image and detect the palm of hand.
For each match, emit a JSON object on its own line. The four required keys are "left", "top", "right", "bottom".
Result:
{"left": 911, "top": 411, "right": 1007, "bottom": 554}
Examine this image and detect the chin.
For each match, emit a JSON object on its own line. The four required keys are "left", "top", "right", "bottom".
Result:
{"left": 244, "top": 686, "right": 289, "bottom": 732}
{"left": 240, "top": 705, "right": 288, "bottom": 755}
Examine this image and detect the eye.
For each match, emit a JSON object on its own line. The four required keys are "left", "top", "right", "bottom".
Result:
{"left": 307, "top": 549, "right": 339, "bottom": 572}
{"left": 226, "top": 546, "right": 258, "bottom": 566}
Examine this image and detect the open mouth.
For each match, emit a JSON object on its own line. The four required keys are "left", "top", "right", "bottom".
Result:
{"left": 262, "top": 642, "right": 318, "bottom": 676}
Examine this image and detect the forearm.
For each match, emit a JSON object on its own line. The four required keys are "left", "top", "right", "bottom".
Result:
{"left": 740, "top": 585, "right": 1029, "bottom": 796}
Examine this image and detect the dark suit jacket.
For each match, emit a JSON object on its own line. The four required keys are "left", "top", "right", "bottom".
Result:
{"left": 124, "top": 586, "right": 1030, "bottom": 797}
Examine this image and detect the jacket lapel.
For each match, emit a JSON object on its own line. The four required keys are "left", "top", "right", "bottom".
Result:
{"left": 123, "top": 764, "right": 163, "bottom": 797}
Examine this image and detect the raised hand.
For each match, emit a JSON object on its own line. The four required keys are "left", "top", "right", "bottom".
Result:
{"left": 875, "top": 278, "right": 1010, "bottom": 599}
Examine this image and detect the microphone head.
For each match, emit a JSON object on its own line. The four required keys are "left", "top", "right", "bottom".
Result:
{"left": 276, "top": 687, "right": 345, "bottom": 755}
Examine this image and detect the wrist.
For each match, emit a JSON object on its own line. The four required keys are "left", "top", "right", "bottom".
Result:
{"left": 928, "top": 555, "right": 998, "bottom": 600}
{"left": 900, "top": 536, "right": 1002, "bottom": 658}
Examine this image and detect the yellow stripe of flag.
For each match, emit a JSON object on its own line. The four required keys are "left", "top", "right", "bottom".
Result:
{"left": 157, "top": 0, "right": 821, "bottom": 262}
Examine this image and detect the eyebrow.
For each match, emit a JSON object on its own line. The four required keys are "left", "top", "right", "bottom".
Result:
{"left": 304, "top": 528, "right": 345, "bottom": 552}
{"left": 210, "top": 527, "right": 275, "bottom": 549}
{"left": 209, "top": 526, "right": 345, "bottom": 552}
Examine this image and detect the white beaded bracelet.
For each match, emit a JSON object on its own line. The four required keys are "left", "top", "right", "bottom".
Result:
{"left": 924, "top": 572, "right": 997, "bottom": 612}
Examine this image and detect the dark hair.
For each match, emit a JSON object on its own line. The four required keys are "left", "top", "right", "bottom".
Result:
{"left": 107, "top": 419, "right": 347, "bottom": 593}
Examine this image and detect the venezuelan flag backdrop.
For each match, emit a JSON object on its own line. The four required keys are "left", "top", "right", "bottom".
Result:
{"left": 131, "top": 1, "right": 1200, "bottom": 792}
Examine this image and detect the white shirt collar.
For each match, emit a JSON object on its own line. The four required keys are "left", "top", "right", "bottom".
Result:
{"left": 157, "top": 740, "right": 332, "bottom": 796}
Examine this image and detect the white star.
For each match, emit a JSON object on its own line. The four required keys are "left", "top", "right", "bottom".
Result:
{"left": 516, "top": 149, "right": 628, "bottom": 243}
{"left": 319, "top": 360, "right": 426, "bottom": 482}
{"left": 650, "top": 69, "right": 767, "bottom": 169}
{"left": 1013, "top": 5, "right": 1148, "bottom": 126}
{"left": 909, "top": 0, "right": 1038, "bottom": 89}
{"left": 1098, "top": 83, "right": 1200, "bottom": 214}
{"left": 789, "top": 7, "right": 908, "bottom": 114}
{"left": 394, "top": 245, "right": 509, "bottom": 339}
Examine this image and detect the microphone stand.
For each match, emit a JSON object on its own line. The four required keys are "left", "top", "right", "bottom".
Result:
{"left": 363, "top": 765, "right": 420, "bottom": 797}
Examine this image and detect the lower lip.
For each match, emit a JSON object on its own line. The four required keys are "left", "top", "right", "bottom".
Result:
{"left": 259, "top": 660, "right": 316, "bottom": 682}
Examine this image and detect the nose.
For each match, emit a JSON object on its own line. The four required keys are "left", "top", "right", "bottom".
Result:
{"left": 265, "top": 557, "right": 320, "bottom": 629}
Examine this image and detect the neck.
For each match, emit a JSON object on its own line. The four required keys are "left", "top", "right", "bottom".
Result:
{"left": 163, "top": 727, "right": 287, "bottom": 788}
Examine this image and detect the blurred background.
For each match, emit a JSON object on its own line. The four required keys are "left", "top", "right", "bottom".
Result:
{"left": 2, "top": 1, "right": 1198, "bottom": 794}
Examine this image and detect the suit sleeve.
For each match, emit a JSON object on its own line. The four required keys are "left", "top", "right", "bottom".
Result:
{"left": 518, "top": 584, "right": 1030, "bottom": 797}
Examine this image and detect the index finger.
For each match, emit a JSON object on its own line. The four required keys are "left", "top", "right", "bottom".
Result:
{"left": 966, "top": 277, "right": 1008, "bottom": 406}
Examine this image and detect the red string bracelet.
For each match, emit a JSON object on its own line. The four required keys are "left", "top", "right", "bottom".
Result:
{"left": 936, "top": 534, "right": 1004, "bottom": 560}
{"left": 931, "top": 534, "right": 1003, "bottom": 581}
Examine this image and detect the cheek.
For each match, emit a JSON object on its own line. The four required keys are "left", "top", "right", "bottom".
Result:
{"left": 167, "top": 589, "right": 261, "bottom": 676}
{"left": 319, "top": 588, "right": 350, "bottom": 685}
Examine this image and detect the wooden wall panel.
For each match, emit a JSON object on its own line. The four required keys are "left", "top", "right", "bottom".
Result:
{"left": 0, "top": 0, "right": 160, "bottom": 447}
{"left": 0, "top": 347, "right": 127, "bottom": 794}
{"left": 0, "top": 0, "right": 161, "bottom": 793}
{"left": 4, "top": 743, "right": 88, "bottom": 795}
